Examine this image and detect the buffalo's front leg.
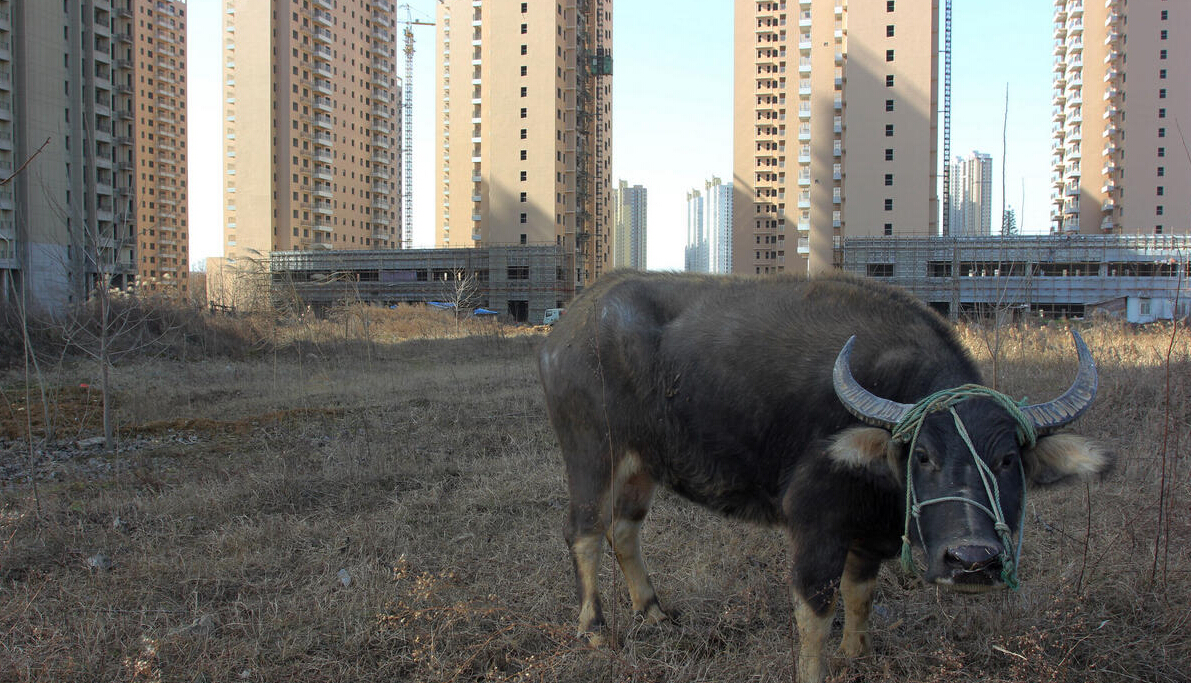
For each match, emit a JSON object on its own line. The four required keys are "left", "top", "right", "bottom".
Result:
{"left": 790, "top": 535, "right": 849, "bottom": 683}
{"left": 839, "top": 549, "right": 881, "bottom": 657}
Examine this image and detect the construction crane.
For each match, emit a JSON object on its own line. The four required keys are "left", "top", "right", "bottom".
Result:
{"left": 397, "top": 5, "right": 434, "bottom": 250}
{"left": 941, "top": 0, "right": 953, "bottom": 236}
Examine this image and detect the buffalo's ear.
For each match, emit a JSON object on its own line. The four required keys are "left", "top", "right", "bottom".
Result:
{"left": 1022, "top": 434, "right": 1114, "bottom": 487}
{"left": 827, "top": 427, "right": 901, "bottom": 485}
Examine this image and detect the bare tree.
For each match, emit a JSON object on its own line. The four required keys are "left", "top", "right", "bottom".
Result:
{"left": 442, "top": 269, "right": 479, "bottom": 335}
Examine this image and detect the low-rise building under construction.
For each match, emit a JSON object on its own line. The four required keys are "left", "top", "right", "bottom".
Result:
{"left": 265, "top": 245, "right": 570, "bottom": 323}
{"left": 841, "top": 234, "right": 1190, "bottom": 322}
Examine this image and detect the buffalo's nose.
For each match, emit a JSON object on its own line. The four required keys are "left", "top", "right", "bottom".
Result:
{"left": 945, "top": 545, "right": 1001, "bottom": 571}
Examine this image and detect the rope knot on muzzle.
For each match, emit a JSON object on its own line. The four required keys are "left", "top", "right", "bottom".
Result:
{"left": 893, "top": 384, "right": 1033, "bottom": 591}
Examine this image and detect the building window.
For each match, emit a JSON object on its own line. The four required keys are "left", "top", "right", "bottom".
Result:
{"left": 884, "top": 173, "right": 893, "bottom": 186}
{"left": 520, "top": 107, "right": 527, "bottom": 118}
{"left": 885, "top": 74, "right": 894, "bottom": 87}
{"left": 520, "top": 128, "right": 528, "bottom": 139}
{"left": 1159, "top": 68, "right": 1167, "bottom": 79}
{"left": 1158, "top": 147, "right": 1166, "bottom": 157}
{"left": 521, "top": 86, "right": 527, "bottom": 97}
{"left": 1155, "top": 225, "right": 1164, "bottom": 234}
{"left": 520, "top": 23, "right": 527, "bottom": 34}
{"left": 885, "top": 124, "right": 894, "bottom": 137}
{"left": 521, "top": 65, "right": 528, "bottom": 76}
{"left": 1160, "top": 9, "right": 1167, "bottom": 20}
{"left": 885, "top": 148, "right": 894, "bottom": 160}
{"left": 884, "top": 223, "right": 893, "bottom": 235}
{"left": 520, "top": 170, "right": 527, "bottom": 181}
{"left": 520, "top": 149, "right": 527, "bottom": 160}
{"left": 1160, "top": 29, "right": 1167, "bottom": 40}
{"left": 885, "top": 98, "right": 894, "bottom": 112}
{"left": 867, "top": 263, "right": 894, "bottom": 277}
{"left": 519, "top": 192, "right": 527, "bottom": 202}
{"left": 519, "top": 212, "right": 527, "bottom": 223}
{"left": 886, "top": 49, "right": 894, "bottom": 62}
{"left": 886, "top": 0, "right": 895, "bottom": 11}
{"left": 521, "top": 2, "right": 527, "bottom": 12}
{"left": 886, "top": 24, "right": 894, "bottom": 37}
{"left": 1156, "top": 205, "right": 1164, "bottom": 215}
{"left": 1159, "top": 108, "right": 1166, "bottom": 118}
{"left": 884, "top": 198, "right": 893, "bottom": 211}
{"left": 1157, "top": 186, "right": 1164, "bottom": 196}
{"left": 1159, "top": 127, "right": 1166, "bottom": 138}
{"left": 1159, "top": 88, "right": 1167, "bottom": 99}
{"left": 1158, "top": 166, "right": 1165, "bottom": 176}
{"left": 520, "top": 44, "right": 528, "bottom": 55}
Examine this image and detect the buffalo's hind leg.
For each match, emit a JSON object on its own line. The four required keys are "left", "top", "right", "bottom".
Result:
{"left": 563, "top": 445, "right": 668, "bottom": 645}
{"left": 562, "top": 441, "right": 611, "bottom": 646}
{"left": 606, "top": 451, "right": 669, "bottom": 625}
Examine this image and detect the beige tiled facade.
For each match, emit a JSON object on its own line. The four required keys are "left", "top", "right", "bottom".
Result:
{"left": 1050, "top": 0, "right": 1188, "bottom": 236}
{"left": 222, "top": 0, "right": 400, "bottom": 265}
{"left": 0, "top": 0, "right": 186, "bottom": 307}
{"left": 733, "top": 0, "right": 938, "bottom": 276}
{"left": 434, "top": 0, "right": 613, "bottom": 291}
{"left": 135, "top": 0, "right": 188, "bottom": 295}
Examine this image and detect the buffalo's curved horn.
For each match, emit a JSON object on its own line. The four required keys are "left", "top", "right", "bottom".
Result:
{"left": 1022, "top": 330, "right": 1098, "bottom": 434}
{"left": 832, "top": 335, "right": 912, "bottom": 430}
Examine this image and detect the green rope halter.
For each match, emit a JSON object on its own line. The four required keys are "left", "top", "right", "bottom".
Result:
{"left": 891, "top": 384, "right": 1036, "bottom": 591}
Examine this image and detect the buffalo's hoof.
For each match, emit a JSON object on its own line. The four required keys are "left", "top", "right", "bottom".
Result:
{"left": 637, "top": 603, "right": 670, "bottom": 625}
{"left": 580, "top": 630, "right": 607, "bottom": 648}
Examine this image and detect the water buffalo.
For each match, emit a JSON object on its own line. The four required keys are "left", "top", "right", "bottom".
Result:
{"left": 538, "top": 271, "right": 1109, "bottom": 682}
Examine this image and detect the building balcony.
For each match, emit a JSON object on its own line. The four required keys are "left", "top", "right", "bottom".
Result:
{"left": 314, "top": 183, "right": 332, "bottom": 198}
{"left": 314, "top": 45, "right": 333, "bottom": 62}
{"left": 314, "top": 10, "right": 333, "bottom": 27}
{"left": 314, "top": 150, "right": 333, "bottom": 163}
{"left": 314, "top": 114, "right": 333, "bottom": 130}
{"left": 314, "top": 133, "right": 333, "bottom": 147}
{"left": 314, "top": 96, "right": 333, "bottom": 112}
{"left": 315, "top": 166, "right": 333, "bottom": 181}
{"left": 314, "top": 202, "right": 334, "bottom": 216}
{"left": 314, "top": 27, "right": 333, "bottom": 44}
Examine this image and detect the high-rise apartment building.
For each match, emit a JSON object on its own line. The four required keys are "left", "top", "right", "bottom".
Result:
{"left": 732, "top": 0, "right": 938, "bottom": 276}
{"left": 685, "top": 188, "right": 706, "bottom": 273}
{"left": 1050, "top": 0, "right": 1187, "bottom": 235}
{"left": 434, "top": 0, "right": 613, "bottom": 291}
{"left": 136, "top": 0, "right": 188, "bottom": 295}
{"left": 685, "top": 177, "right": 734, "bottom": 274}
{"left": 222, "top": 0, "right": 401, "bottom": 264}
{"left": 613, "top": 180, "right": 646, "bottom": 270}
{"left": 0, "top": 0, "right": 187, "bottom": 308}
{"left": 947, "top": 151, "right": 992, "bottom": 236}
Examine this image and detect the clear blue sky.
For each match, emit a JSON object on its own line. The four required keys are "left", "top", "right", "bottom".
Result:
{"left": 188, "top": 1, "right": 1056, "bottom": 271}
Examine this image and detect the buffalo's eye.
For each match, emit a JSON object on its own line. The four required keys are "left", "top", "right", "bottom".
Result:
{"left": 915, "top": 450, "right": 930, "bottom": 466}
{"left": 994, "top": 453, "right": 1017, "bottom": 472}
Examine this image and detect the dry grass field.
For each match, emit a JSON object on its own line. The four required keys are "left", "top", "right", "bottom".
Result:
{"left": 1, "top": 307, "right": 1188, "bottom": 682}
